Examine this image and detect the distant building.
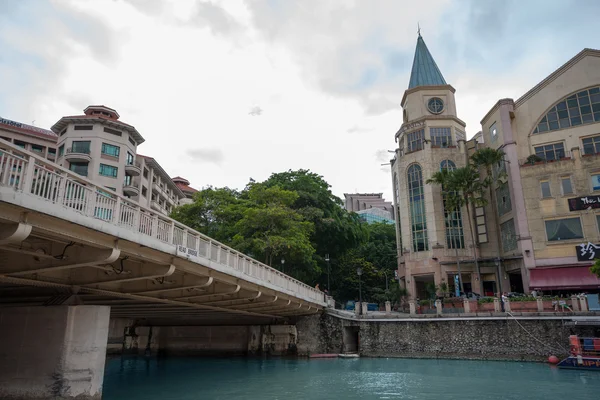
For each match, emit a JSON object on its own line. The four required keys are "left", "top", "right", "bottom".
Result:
{"left": 356, "top": 208, "right": 395, "bottom": 224}
{"left": 343, "top": 193, "right": 395, "bottom": 220}
{"left": 172, "top": 176, "right": 198, "bottom": 205}
{"left": 1, "top": 105, "right": 196, "bottom": 216}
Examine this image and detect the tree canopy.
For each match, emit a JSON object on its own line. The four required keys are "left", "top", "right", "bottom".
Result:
{"left": 170, "top": 169, "right": 397, "bottom": 303}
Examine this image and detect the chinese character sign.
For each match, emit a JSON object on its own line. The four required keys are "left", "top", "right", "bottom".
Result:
{"left": 576, "top": 242, "right": 600, "bottom": 261}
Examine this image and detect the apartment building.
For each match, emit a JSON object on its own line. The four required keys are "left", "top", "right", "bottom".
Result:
{"left": 173, "top": 176, "right": 198, "bottom": 205}
{"left": 1, "top": 105, "right": 194, "bottom": 216}
{"left": 344, "top": 193, "right": 395, "bottom": 220}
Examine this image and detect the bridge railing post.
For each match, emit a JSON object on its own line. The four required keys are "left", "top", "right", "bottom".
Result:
{"left": 113, "top": 196, "right": 122, "bottom": 224}
{"left": 23, "top": 155, "right": 36, "bottom": 193}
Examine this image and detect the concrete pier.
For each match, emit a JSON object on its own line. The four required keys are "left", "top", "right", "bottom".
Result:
{"left": 0, "top": 306, "right": 110, "bottom": 400}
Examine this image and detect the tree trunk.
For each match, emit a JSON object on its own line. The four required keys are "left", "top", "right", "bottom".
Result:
{"left": 454, "top": 244, "right": 465, "bottom": 295}
{"left": 464, "top": 199, "right": 483, "bottom": 294}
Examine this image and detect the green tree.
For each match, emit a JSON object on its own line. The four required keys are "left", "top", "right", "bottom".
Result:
{"left": 471, "top": 147, "right": 507, "bottom": 294}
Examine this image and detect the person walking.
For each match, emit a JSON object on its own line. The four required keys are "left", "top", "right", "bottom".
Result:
{"left": 501, "top": 292, "right": 508, "bottom": 312}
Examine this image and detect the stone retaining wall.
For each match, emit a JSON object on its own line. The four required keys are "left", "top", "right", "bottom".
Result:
{"left": 295, "top": 313, "right": 599, "bottom": 361}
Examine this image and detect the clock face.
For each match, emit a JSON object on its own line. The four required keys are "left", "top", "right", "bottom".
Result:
{"left": 427, "top": 97, "right": 444, "bottom": 114}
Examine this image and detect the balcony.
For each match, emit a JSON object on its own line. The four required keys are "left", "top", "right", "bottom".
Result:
{"left": 520, "top": 151, "right": 572, "bottom": 167}
{"left": 65, "top": 147, "right": 92, "bottom": 163}
{"left": 125, "top": 161, "right": 141, "bottom": 176}
{"left": 123, "top": 181, "right": 140, "bottom": 196}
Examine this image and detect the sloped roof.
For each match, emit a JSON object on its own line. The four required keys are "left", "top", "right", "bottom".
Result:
{"left": 408, "top": 34, "right": 447, "bottom": 89}
{"left": 0, "top": 116, "right": 57, "bottom": 142}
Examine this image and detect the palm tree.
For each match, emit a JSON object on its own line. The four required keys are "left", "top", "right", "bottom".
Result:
{"left": 471, "top": 147, "right": 506, "bottom": 295}
{"left": 427, "top": 167, "right": 486, "bottom": 295}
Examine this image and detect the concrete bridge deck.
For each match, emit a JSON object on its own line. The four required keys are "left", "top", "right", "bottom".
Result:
{"left": 0, "top": 139, "right": 325, "bottom": 325}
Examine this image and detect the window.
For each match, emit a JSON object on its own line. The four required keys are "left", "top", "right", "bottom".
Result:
{"left": 101, "top": 143, "right": 120, "bottom": 157}
{"left": 128, "top": 136, "right": 136, "bottom": 146}
{"left": 393, "top": 173, "right": 399, "bottom": 203}
{"left": 74, "top": 125, "right": 93, "bottom": 131}
{"left": 496, "top": 184, "right": 512, "bottom": 216}
{"left": 14, "top": 140, "right": 26, "bottom": 149}
{"left": 534, "top": 142, "right": 565, "bottom": 161}
{"left": 127, "top": 152, "right": 134, "bottom": 165}
{"left": 142, "top": 186, "right": 147, "bottom": 197}
{"left": 124, "top": 175, "right": 132, "bottom": 186}
{"left": 582, "top": 135, "right": 600, "bottom": 155}
{"left": 48, "top": 148, "right": 56, "bottom": 155}
{"left": 407, "top": 129, "right": 424, "bottom": 153}
{"left": 71, "top": 141, "right": 90, "bottom": 154}
{"left": 540, "top": 181, "right": 551, "bottom": 198}
{"left": 545, "top": 217, "right": 583, "bottom": 241}
{"left": 99, "top": 163, "right": 118, "bottom": 178}
{"left": 58, "top": 145, "right": 65, "bottom": 157}
{"left": 439, "top": 160, "right": 464, "bottom": 248}
{"left": 430, "top": 127, "right": 452, "bottom": 147}
{"left": 427, "top": 97, "right": 444, "bottom": 114}
{"left": 591, "top": 173, "right": 600, "bottom": 191}
{"left": 533, "top": 86, "right": 600, "bottom": 134}
{"left": 31, "top": 144, "right": 44, "bottom": 153}
{"left": 500, "top": 219, "right": 517, "bottom": 252}
{"left": 490, "top": 122, "right": 498, "bottom": 144}
{"left": 408, "top": 164, "right": 428, "bottom": 252}
{"left": 561, "top": 177, "right": 573, "bottom": 195}
{"left": 104, "top": 127, "right": 122, "bottom": 136}
{"left": 69, "top": 162, "right": 88, "bottom": 177}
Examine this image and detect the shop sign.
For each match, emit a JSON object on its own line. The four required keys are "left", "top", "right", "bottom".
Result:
{"left": 568, "top": 195, "right": 600, "bottom": 212}
{"left": 576, "top": 242, "right": 600, "bottom": 261}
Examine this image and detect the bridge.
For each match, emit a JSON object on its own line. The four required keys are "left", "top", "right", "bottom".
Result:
{"left": 0, "top": 139, "right": 326, "bottom": 399}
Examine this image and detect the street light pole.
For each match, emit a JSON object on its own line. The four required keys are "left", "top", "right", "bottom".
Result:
{"left": 325, "top": 254, "right": 330, "bottom": 293}
{"left": 356, "top": 267, "right": 363, "bottom": 314}
{"left": 281, "top": 258, "right": 285, "bottom": 274}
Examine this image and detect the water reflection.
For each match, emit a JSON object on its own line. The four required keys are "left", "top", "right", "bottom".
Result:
{"left": 103, "top": 357, "right": 600, "bottom": 400}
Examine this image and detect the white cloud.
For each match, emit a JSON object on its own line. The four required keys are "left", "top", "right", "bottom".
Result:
{"left": 1, "top": 0, "right": 596, "bottom": 205}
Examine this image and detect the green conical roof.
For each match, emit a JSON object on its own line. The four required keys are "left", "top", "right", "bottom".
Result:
{"left": 408, "top": 34, "right": 447, "bottom": 89}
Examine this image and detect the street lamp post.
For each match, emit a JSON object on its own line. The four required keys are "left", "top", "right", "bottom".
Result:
{"left": 356, "top": 267, "right": 363, "bottom": 314}
{"left": 325, "top": 254, "right": 330, "bottom": 293}
{"left": 281, "top": 258, "right": 285, "bottom": 274}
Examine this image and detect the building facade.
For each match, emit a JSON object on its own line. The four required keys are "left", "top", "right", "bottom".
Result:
{"left": 344, "top": 193, "right": 395, "bottom": 220}
{"left": 391, "top": 35, "right": 600, "bottom": 299}
{"left": 1, "top": 105, "right": 195, "bottom": 216}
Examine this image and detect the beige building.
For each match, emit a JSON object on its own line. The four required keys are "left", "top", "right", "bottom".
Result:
{"left": 0, "top": 117, "right": 58, "bottom": 161}
{"left": 344, "top": 193, "right": 395, "bottom": 220}
{"left": 391, "top": 35, "right": 600, "bottom": 299}
{"left": 1, "top": 105, "right": 194, "bottom": 216}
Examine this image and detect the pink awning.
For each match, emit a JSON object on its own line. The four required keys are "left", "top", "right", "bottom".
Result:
{"left": 530, "top": 266, "right": 600, "bottom": 290}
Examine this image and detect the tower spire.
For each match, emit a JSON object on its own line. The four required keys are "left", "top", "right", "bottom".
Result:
{"left": 408, "top": 33, "right": 446, "bottom": 89}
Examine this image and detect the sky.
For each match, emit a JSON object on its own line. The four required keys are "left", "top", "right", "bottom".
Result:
{"left": 1, "top": 0, "right": 599, "bottom": 202}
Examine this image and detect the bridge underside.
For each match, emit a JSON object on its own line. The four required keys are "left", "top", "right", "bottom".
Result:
{"left": 0, "top": 202, "right": 321, "bottom": 325}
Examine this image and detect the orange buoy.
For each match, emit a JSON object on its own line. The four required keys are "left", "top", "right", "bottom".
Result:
{"left": 548, "top": 355, "right": 560, "bottom": 364}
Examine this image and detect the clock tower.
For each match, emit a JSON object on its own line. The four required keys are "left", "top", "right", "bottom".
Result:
{"left": 391, "top": 33, "right": 473, "bottom": 300}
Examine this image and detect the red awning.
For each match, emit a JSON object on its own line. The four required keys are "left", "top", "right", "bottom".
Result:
{"left": 530, "top": 266, "right": 600, "bottom": 290}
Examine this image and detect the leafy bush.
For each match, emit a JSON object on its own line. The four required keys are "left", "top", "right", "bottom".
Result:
{"left": 477, "top": 297, "right": 495, "bottom": 305}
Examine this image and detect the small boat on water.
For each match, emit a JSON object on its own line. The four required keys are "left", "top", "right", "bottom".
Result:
{"left": 557, "top": 335, "right": 600, "bottom": 370}
{"left": 338, "top": 353, "right": 359, "bottom": 359}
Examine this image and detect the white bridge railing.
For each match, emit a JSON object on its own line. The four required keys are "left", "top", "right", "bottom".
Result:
{"left": 0, "top": 139, "right": 325, "bottom": 305}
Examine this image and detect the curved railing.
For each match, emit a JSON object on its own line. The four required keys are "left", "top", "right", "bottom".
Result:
{"left": 0, "top": 139, "right": 325, "bottom": 305}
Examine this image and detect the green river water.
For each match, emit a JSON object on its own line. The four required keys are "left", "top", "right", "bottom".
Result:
{"left": 103, "top": 356, "right": 600, "bottom": 399}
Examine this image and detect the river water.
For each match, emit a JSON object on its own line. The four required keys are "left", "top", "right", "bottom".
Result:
{"left": 103, "top": 357, "right": 600, "bottom": 399}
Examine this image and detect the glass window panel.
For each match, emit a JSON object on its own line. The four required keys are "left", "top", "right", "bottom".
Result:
{"left": 561, "top": 177, "right": 573, "bottom": 195}
{"left": 577, "top": 91, "right": 589, "bottom": 98}
{"left": 533, "top": 127, "right": 539, "bottom": 134}
{"left": 591, "top": 173, "right": 600, "bottom": 191}
{"left": 591, "top": 93, "right": 600, "bottom": 103}
{"left": 590, "top": 87, "right": 600, "bottom": 94}
{"left": 583, "top": 113, "right": 594, "bottom": 123}
{"left": 541, "top": 181, "right": 551, "bottom": 198}
{"left": 548, "top": 121, "right": 559, "bottom": 130}
{"left": 545, "top": 218, "right": 583, "bottom": 241}
{"left": 547, "top": 111, "right": 558, "bottom": 121}
{"left": 557, "top": 110, "right": 569, "bottom": 119}
{"left": 559, "top": 119, "right": 570, "bottom": 129}
{"left": 581, "top": 105, "right": 592, "bottom": 114}
{"left": 592, "top": 103, "right": 600, "bottom": 112}
{"left": 579, "top": 95, "right": 590, "bottom": 106}
{"left": 539, "top": 116, "right": 547, "bottom": 124}
{"left": 500, "top": 219, "right": 517, "bottom": 252}
{"left": 569, "top": 107, "right": 580, "bottom": 116}
{"left": 538, "top": 122, "right": 549, "bottom": 132}
{"left": 571, "top": 116, "right": 582, "bottom": 126}
{"left": 556, "top": 101, "right": 567, "bottom": 111}
{"left": 408, "top": 164, "right": 428, "bottom": 252}
{"left": 595, "top": 112, "right": 600, "bottom": 122}
{"left": 567, "top": 98, "right": 578, "bottom": 108}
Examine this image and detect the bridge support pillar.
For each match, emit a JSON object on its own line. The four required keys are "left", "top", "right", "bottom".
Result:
{"left": 0, "top": 306, "right": 110, "bottom": 400}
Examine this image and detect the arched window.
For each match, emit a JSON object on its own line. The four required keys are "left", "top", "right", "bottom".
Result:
{"left": 407, "top": 164, "right": 428, "bottom": 252}
{"left": 533, "top": 86, "right": 600, "bottom": 134}
{"left": 440, "top": 160, "right": 464, "bottom": 249}
{"left": 440, "top": 159, "right": 456, "bottom": 171}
